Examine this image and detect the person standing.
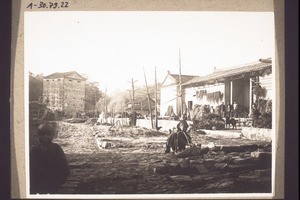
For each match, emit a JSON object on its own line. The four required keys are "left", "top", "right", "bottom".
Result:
{"left": 220, "top": 102, "right": 226, "bottom": 117}
{"left": 226, "top": 102, "right": 233, "bottom": 117}
{"left": 233, "top": 101, "right": 238, "bottom": 117}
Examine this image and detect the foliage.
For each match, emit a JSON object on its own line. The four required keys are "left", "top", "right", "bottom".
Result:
{"left": 253, "top": 83, "right": 267, "bottom": 99}
{"left": 29, "top": 101, "right": 47, "bottom": 119}
{"left": 257, "top": 99, "right": 272, "bottom": 114}
{"left": 84, "top": 82, "right": 104, "bottom": 116}
{"left": 29, "top": 72, "right": 43, "bottom": 102}
{"left": 192, "top": 104, "right": 210, "bottom": 120}
{"left": 193, "top": 113, "right": 225, "bottom": 130}
{"left": 254, "top": 112, "right": 272, "bottom": 129}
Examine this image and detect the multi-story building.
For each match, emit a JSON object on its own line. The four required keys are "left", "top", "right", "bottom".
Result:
{"left": 42, "top": 71, "right": 86, "bottom": 116}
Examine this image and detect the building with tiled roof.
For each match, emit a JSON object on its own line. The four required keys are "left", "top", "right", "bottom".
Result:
{"left": 182, "top": 58, "right": 272, "bottom": 117}
{"left": 42, "top": 71, "right": 86, "bottom": 117}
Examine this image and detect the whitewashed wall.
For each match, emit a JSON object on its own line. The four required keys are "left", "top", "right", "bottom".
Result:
{"left": 160, "top": 84, "right": 178, "bottom": 116}
{"left": 184, "top": 84, "right": 225, "bottom": 107}
{"left": 259, "top": 73, "right": 272, "bottom": 99}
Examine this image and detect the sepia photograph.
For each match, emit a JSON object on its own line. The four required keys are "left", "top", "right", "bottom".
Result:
{"left": 11, "top": 0, "right": 285, "bottom": 199}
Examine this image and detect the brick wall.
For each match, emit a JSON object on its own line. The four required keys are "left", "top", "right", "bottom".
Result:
{"left": 63, "top": 78, "right": 85, "bottom": 116}
{"left": 43, "top": 78, "right": 64, "bottom": 111}
{"left": 43, "top": 77, "right": 85, "bottom": 116}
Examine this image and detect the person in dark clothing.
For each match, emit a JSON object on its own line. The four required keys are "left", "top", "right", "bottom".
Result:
{"left": 176, "top": 116, "right": 189, "bottom": 133}
{"left": 251, "top": 104, "right": 260, "bottom": 127}
{"left": 30, "top": 123, "right": 70, "bottom": 194}
{"left": 220, "top": 102, "right": 226, "bottom": 117}
{"left": 165, "top": 117, "right": 192, "bottom": 153}
{"left": 226, "top": 102, "right": 233, "bottom": 117}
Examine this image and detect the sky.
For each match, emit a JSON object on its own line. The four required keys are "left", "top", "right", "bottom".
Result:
{"left": 25, "top": 11, "right": 274, "bottom": 95}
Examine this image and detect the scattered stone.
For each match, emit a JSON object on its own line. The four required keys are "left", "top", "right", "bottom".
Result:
{"left": 178, "top": 158, "right": 190, "bottom": 168}
{"left": 170, "top": 175, "right": 192, "bottom": 182}
{"left": 100, "top": 141, "right": 112, "bottom": 149}
{"left": 232, "top": 157, "right": 254, "bottom": 165}
{"left": 176, "top": 147, "right": 202, "bottom": 158}
{"left": 251, "top": 151, "right": 271, "bottom": 159}
{"left": 226, "top": 164, "right": 259, "bottom": 172}
{"left": 207, "top": 142, "right": 215, "bottom": 150}
{"left": 153, "top": 165, "right": 168, "bottom": 174}
{"left": 214, "top": 163, "right": 228, "bottom": 169}
{"left": 68, "top": 161, "right": 89, "bottom": 169}
{"left": 194, "top": 164, "right": 209, "bottom": 174}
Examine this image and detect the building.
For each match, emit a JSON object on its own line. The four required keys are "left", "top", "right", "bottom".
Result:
{"left": 160, "top": 71, "right": 199, "bottom": 116}
{"left": 126, "top": 97, "right": 156, "bottom": 116}
{"left": 182, "top": 58, "right": 272, "bottom": 116}
{"left": 42, "top": 71, "right": 87, "bottom": 116}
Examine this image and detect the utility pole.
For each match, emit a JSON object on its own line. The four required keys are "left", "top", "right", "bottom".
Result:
{"left": 127, "top": 79, "right": 137, "bottom": 112}
{"left": 154, "top": 66, "right": 158, "bottom": 129}
{"left": 179, "top": 48, "right": 184, "bottom": 117}
{"left": 104, "top": 87, "right": 107, "bottom": 122}
{"left": 132, "top": 78, "right": 135, "bottom": 112}
{"left": 143, "top": 67, "right": 154, "bottom": 129}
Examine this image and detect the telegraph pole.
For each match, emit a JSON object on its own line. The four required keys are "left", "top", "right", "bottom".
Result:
{"left": 143, "top": 68, "right": 154, "bottom": 128}
{"left": 104, "top": 87, "right": 107, "bottom": 122}
{"left": 154, "top": 66, "right": 158, "bottom": 129}
{"left": 127, "top": 79, "right": 137, "bottom": 112}
{"left": 132, "top": 78, "right": 135, "bottom": 112}
{"left": 179, "top": 48, "right": 184, "bottom": 117}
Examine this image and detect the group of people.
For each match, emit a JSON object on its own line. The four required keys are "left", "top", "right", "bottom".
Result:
{"left": 219, "top": 101, "right": 239, "bottom": 118}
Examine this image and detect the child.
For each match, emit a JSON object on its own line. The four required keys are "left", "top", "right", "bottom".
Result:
{"left": 30, "top": 122, "right": 70, "bottom": 194}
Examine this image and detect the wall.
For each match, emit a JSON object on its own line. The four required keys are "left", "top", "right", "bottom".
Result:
{"left": 136, "top": 118, "right": 187, "bottom": 131}
{"left": 43, "top": 78, "right": 64, "bottom": 111}
{"left": 259, "top": 73, "right": 272, "bottom": 99}
{"left": 160, "top": 84, "right": 178, "bottom": 116}
{"left": 184, "top": 84, "right": 225, "bottom": 108}
{"left": 63, "top": 78, "right": 86, "bottom": 116}
{"left": 43, "top": 77, "right": 86, "bottom": 116}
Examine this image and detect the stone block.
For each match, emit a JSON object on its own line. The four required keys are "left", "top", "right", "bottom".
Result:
{"left": 153, "top": 165, "right": 168, "bottom": 175}
{"left": 194, "top": 164, "right": 209, "bottom": 174}
{"left": 232, "top": 157, "right": 254, "bottom": 165}
{"left": 226, "top": 164, "right": 259, "bottom": 172}
{"left": 178, "top": 158, "right": 190, "bottom": 168}
{"left": 170, "top": 175, "right": 192, "bottom": 182}
{"left": 241, "top": 127, "right": 272, "bottom": 142}
{"left": 214, "top": 163, "right": 228, "bottom": 169}
{"left": 176, "top": 147, "right": 203, "bottom": 158}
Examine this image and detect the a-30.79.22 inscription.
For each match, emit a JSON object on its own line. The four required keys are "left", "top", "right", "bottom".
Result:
{"left": 27, "top": 1, "right": 69, "bottom": 9}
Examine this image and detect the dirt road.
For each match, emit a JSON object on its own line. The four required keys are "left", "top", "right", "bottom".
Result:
{"left": 53, "top": 122, "right": 271, "bottom": 194}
